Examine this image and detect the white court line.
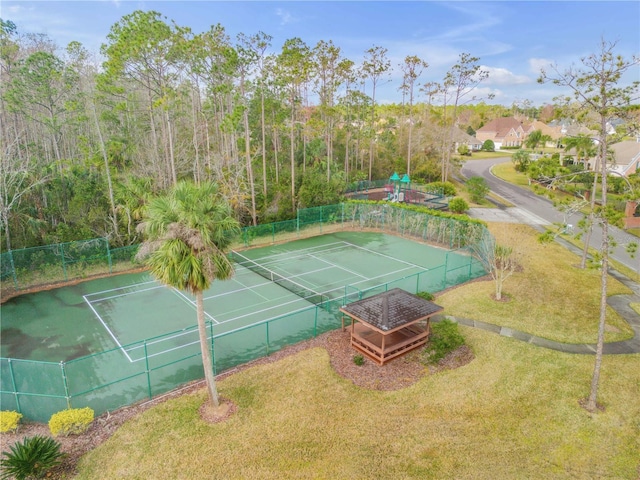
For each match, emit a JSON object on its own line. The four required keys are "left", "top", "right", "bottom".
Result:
{"left": 214, "top": 303, "right": 318, "bottom": 337}
{"left": 346, "top": 265, "right": 424, "bottom": 289}
{"left": 170, "top": 288, "right": 219, "bottom": 325}
{"left": 348, "top": 242, "right": 428, "bottom": 269}
{"left": 230, "top": 276, "right": 270, "bottom": 301}
{"left": 246, "top": 241, "right": 349, "bottom": 262}
{"left": 307, "top": 253, "right": 367, "bottom": 280}
{"left": 83, "top": 279, "right": 158, "bottom": 298}
{"left": 89, "top": 283, "right": 165, "bottom": 303}
{"left": 212, "top": 295, "right": 316, "bottom": 324}
{"left": 126, "top": 328, "right": 202, "bottom": 362}
{"left": 251, "top": 243, "right": 353, "bottom": 268}
{"left": 83, "top": 295, "right": 134, "bottom": 363}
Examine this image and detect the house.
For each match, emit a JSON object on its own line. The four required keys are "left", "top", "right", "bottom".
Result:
{"left": 450, "top": 126, "right": 483, "bottom": 152}
{"left": 549, "top": 119, "right": 598, "bottom": 139}
{"left": 475, "top": 117, "right": 531, "bottom": 149}
{"left": 607, "top": 139, "right": 640, "bottom": 177}
{"left": 529, "top": 120, "right": 563, "bottom": 147}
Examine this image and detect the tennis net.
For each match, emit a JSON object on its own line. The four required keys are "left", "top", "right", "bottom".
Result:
{"left": 231, "top": 250, "right": 327, "bottom": 305}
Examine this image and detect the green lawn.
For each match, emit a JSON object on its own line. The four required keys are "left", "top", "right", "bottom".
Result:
{"left": 76, "top": 332, "right": 639, "bottom": 479}
{"left": 73, "top": 224, "right": 640, "bottom": 479}
{"left": 438, "top": 223, "right": 634, "bottom": 344}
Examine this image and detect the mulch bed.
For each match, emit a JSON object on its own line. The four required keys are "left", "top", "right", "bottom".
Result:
{"left": 0, "top": 329, "right": 474, "bottom": 479}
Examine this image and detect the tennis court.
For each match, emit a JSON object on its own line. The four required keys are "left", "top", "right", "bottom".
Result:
{"left": 1, "top": 231, "right": 485, "bottom": 421}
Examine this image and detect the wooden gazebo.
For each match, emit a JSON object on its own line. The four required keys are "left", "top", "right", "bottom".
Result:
{"left": 340, "top": 288, "right": 443, "bottom": 365}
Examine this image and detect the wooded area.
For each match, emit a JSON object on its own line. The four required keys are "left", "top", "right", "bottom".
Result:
{"left": 0, "top": 12, "right": 532, "bottom": 252}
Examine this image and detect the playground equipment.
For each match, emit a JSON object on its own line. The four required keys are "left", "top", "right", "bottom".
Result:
{"left": 344, "top": 174, "right": 448, "bottom": 210}
{"left": 386, "top": 172, "right": 412, "bottom": 202}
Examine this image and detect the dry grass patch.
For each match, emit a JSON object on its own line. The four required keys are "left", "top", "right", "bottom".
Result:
{"left": 74, "top": 329, "right": 640, "bottom": 480}
{"left": 438, "top": 223, "right": 634, "bottom": 343}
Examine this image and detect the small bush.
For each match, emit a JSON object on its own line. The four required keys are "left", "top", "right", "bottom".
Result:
{"left": 448, "top": 197, "right": 469, "bottom": 214}
{"left": 481, "top": 140, "right": 495, "bottom": 152}
{"left": 48, "top": 407, "right": 94, "bottom": 437}
{"left": 353, "top": 354, "right": 365, "bottom": 366}
{"left": 0, "top": 435, "right": 66, "bottom": 480}
{"left": 416, "top": 291, "right": 435, "bottom": 301}
{"left": 425, "top": 181, "right": 457, "bottom": 197}
{"left": 0, "top": 411, "right": 23, "bottom": 433}
{"left": 423, "top": 319, "right": 465, "bottom": 365}
{"left": 466, "top": 176, "right": 489, "bottom": 203}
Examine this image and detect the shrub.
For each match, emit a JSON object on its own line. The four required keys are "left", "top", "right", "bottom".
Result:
{"left": 448, "top": 197, "right": 469, "bottom": 214}
{"left": 0, "top": 411, "right": 22, "bottom": 433}
{"left": 0, "top": 435, "right": 66, "bottom": 480}
{"left": 416, "top": 291, "right": 435, "bottom": 301}
{"left": 466, "top": 176, "right": 489, "bottom": 203}
{"left": 48, "top": 407, "right": 94, "bottom": 437}
{"left": 457, "top": 144, "right": 470, "bottom": 156}
{"left": 425, "top": 181, "right": 456, "bottom": 196}
{"left": 481, "top": 140, "right": 495, "bottom": 152}
{"left": 423, "top": 319, "right": 465, "bottom": 365}
{"left": 353, "top": 354, "right": 365, "bottom": 366}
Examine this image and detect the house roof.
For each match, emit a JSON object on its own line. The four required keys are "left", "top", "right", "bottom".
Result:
{"left": 449, "top": 126, "right": 482, "bottom": 144}
{"left": 476, "top": 117, "right": 531, "bottom": 140}
{"left": 608, "top": 140, "right": 640, "bottom": 167}
{"left": 340, "top": 288, "right": 443, "bottom": 333}
{"left": 530, "top": 120, "right": 563, "bottom": 140}
{"left": 477, "top": 117, "right": 527, "bottom": 132}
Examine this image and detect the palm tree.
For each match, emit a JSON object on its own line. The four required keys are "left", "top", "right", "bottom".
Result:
{"left": 524, "top": 129, "right": 552, "bottom": 150}
{"left": 563, "top": 134, "right": 597, "bottom": 167}
{"left": 136, "top": 181, "right": 240, "bottom": 409}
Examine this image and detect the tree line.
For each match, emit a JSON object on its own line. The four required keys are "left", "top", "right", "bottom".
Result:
{"left": 1, "top": 12, "right": 544, "bottom": 252}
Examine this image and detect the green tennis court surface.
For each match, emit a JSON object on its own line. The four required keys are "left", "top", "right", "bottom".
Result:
{"left": 1, "top": 231, "right": 481, "bottom": 363}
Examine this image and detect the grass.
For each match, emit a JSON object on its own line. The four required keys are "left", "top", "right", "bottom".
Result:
{"left": 75, "top": 331, "right": 640, "bottom": 479}
{"left": 437, "top": 223, "right": 634, "bottom": 344}
{"left": 465, "top": 150, "right": 513, "bottom": 159}
{"left": 626, "top": 227, "right": 640, "bottom": 239}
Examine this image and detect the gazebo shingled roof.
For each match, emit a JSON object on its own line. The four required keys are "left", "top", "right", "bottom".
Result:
{"left": 341, "top": 288, "right": 443, "bottom": 332}
{"left": 340, "top": 288, "right": 444, "bottom": 365}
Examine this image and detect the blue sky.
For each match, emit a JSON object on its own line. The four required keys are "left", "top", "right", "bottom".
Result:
{"left": 2, "top": 0, "right": 639, "bottom": 107}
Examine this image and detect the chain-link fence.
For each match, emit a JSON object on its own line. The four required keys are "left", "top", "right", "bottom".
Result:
{"left": 1, "top": 202, "right": 490, "bottom": 421}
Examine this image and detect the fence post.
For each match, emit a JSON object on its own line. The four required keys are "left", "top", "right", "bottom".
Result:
{"left": 6, "top": 250, "right": 19, "bottom": 289}
{"left": 8, "top": 359, "right": 21, "bottom": 414}
{"left": 266, "top": 321, "right": 270, "bottom": 356}
{"left": 209, "top": 322, "right": 216, "bottom": 375}
{"left": 144, "top": 341, "right": 152, "bottom": 399}
{"left": 314, "top": 306, "right": 318, "bottom": 337}
{"left": 106, "top": 238, "right": 113, "bottom": 274}
{"left": 61, "top": 243, "right": 68, "bottom": 281}
{"left": 444, "top": 251, "right": 450, "bottom": 289}
{"left": 449, "top": 219, "right": 454, "bottom": 249}
{"left": 60, "top": 361, "right": 71, "bottom": 409}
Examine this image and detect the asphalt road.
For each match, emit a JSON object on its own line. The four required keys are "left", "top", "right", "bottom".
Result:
{"left": 461, "top": 157, "right": 640, "bottom": 273}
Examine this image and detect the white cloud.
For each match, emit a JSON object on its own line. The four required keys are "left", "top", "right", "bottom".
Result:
{"left": 275, "top": 8, "right": 297, "bottom": 26}
{"left": 529, "top": 57, "right": 554, "bottom": 75}
{"left": 480, "top": 66, "right": 530, "bottom": 86}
